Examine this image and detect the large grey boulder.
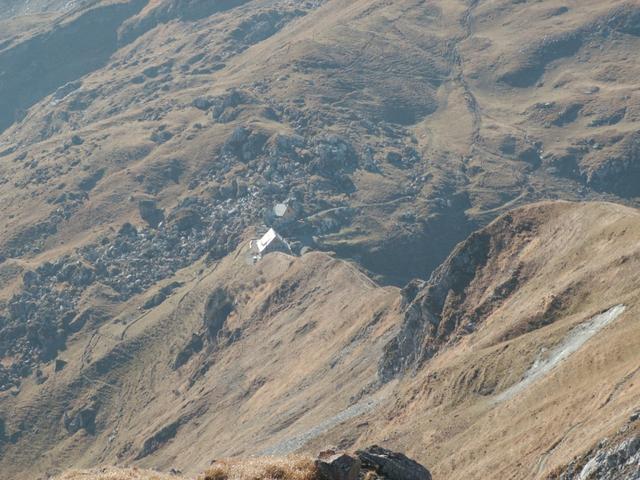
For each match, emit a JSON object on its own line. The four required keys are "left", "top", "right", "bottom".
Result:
{"left": 356, "top": 446, "right": 431, "bottom": 480}
{"left": 315, "top": 452, "right": 360, "bottom": 480}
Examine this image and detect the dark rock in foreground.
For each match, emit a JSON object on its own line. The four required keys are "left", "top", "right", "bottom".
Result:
{"left": 316, "top": 452, "right": 360, "bottom": 480}
{"left": 356, "top": 446, "right": 432, "bottom": 480}
{"left": 315, "top": 446, "right": 431, "bottom": 480}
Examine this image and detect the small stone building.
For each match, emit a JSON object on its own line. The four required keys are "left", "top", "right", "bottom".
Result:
{"left": 249, "top": 228, "right": 291, "bottom": 262}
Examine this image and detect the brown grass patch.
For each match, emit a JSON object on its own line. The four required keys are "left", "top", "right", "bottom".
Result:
{"left": 55, "top": 466, "right": 179, "bottom": 480}
{"left": 202, "top": 456, "right": 318, "bottom": 480}
{"left": 54, "top": 456, "right": 320, "bottom": 480}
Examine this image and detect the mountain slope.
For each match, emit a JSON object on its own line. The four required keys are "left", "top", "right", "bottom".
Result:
{"left": 1, "top": 0, "right": 639, "bottom": 478}
{"left": 0, "top": 234, "right": 400, "bottom": 478}
{"left": 1, "top": 201, "right": 639, "bottom": 480}
{"left": 327, "top": 201, "right": 640, "bottom": 479}
{"left": 0, "top": 0, "right": 639, "bottom": 285}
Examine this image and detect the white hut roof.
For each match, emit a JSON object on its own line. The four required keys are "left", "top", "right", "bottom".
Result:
{"left": 256, "top": 228, "right": 278, "bottom": 253}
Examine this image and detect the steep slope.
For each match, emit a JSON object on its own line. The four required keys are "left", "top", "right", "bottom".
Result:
{"left": 335, "top": 201, "right": 640, "bottom": 479}
{"left": 0, "top": 235, "right": 400, "bottom": 479}
{"left": 1, "top": 201, "right": 639, "bottom": 480}
{"left": 0, "top": 0, "right": 85, "bottom": 19}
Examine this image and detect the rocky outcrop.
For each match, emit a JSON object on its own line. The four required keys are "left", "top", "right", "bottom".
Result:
{"left": 136, "top": 420, "right": 180, "bottom": 460}
{"left": 549, "top": 426, "right": 640, "bottom": 479}
{"left": 63, "top": 405, "right": 98, "bottom": 435}
{"left": 316, "top": 452, "right": 360, "bottom": 480}
{"left": 379, "top": 229, "right": 492, "bottom": 381}
{"left": 204, "top": 288, "right": 234, "bottom": 341}
{"left": 315, "top": 447, "right": 431, "bottom": 480}
{"left": 172, "top": 333, "right": 204, "bottom": 370}
{"left": 138, "top": 199, "right": 165, "bottom": 229}
{"left": 356, "top": 446, "right": 432, "bottom": 480}
{"left": 379, "top": 210, "right": 539, "bottom": 381}
{"left": 581, "top": 130, "right": 640, "bottom": 198}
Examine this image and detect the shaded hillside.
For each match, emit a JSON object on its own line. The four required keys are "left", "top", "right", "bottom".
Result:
{"left": 0, "top": 0, "right": 88, "bottom": 19}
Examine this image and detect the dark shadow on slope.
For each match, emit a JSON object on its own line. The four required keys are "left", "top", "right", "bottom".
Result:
{"left": 0, "top": 0, "right": 146, "bottom": 134}
{"left": 118, "top": 0, "right": 251, "bottom": 44}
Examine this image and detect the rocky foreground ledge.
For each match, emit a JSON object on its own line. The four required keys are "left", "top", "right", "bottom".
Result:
{"left": 55, "top": 446, "right": 431, "bottom": 480}
{"left": 314, "top": 446, "right": 431, "bottom": 480}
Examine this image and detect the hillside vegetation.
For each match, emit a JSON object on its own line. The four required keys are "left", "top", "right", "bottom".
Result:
{"left": 0, "top": 0, "right": 639, "bottom": 479}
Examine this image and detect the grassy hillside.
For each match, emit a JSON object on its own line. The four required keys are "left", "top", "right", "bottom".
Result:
{"left": 0, "top": 0, "right": 639, "bottom": 478}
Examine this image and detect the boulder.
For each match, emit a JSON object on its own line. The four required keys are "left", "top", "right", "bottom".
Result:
{"left": 118, "top": 222, "right": 138, "bottom": 238}
{"left": 70, "top": 134, "right": 84, "bottom": 146}
{"left": 356, "top": 446, "right": 431, "bottom": 480}
{"left": 54, "top": 359, "right": 67, "bottom": 372}
{"left": 192, "top": 97, "right": 212, "bottom": 110}
{"left": 63, "top": 406, "right": 97, "bottom": 434}
{"left": 58, "top": 261, "right": 95, "bottom": 287}
{"left": 22, "top": 270, "right": 40, "bottom": 289}
{"left": 151, "top": 129, "right": 173, "bottom": 144}
{"left": 315, "top": 452, "right": 360, "bottom": 480}
{"left": 138, "top": 199, "right": 165, "bottom": 228}
{"left": 170, "top": 208, "right": 202, "bottom": 232}
{"left": 224, "top": 126, "right": 268, "bottom": 161}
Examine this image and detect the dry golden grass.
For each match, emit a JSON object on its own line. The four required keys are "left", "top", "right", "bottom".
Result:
{"left": 201, "top": 456, "right": 318, "bottom": 480}
{"left": 53, "top": 456, "right": 320, "bottom": 480}
{"left": 55, "top": 466, "right": 180, "bottom": 480}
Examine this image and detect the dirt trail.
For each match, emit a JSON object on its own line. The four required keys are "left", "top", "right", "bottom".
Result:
{"left": 495, "top": 305, "right": 627, "bottom": 403}
{"left": 259, "top": 387, "right": 392, "bottom": 456}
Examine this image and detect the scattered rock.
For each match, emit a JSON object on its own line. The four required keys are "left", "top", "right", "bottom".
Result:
{"left": 553, "top": 434, "right": 640, "bottom": 479}
{"left": 64, "top": 406, "right": 97, "bottom": 435}
{"left": 169, "top": 208, "right": 202, "bottom": 231}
